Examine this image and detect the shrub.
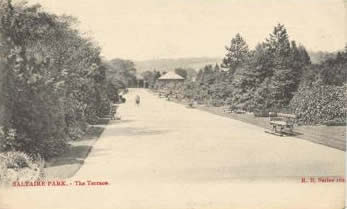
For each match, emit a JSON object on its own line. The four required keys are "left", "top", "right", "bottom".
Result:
{"left": 0, "top": 1, "right": 113, "bottom": 161}
{"left": 0, "top": 127, "right": 68, "bottom": 160}
{"left": 67, "top": 126, "right": 86, "bottom": 141}
{"left": 85, "top": 108, "right": 99, "bottom": 125}
{"left": 0, "top": 151, "right": 45, "bottom": 186}
{"left": 289, "top": 85, "right": 346, "bottom": 125}
{"left": 97, "top": 97, "right": 111, "bottom": 117}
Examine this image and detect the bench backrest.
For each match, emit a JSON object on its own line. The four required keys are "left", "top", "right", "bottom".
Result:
{"left": 269, "top": 112, "right": 296, "bottom": 125}
{"left": 277, "top": 113, "right": 296, "bottom": 119}
{"left": 269, "top": 112, "right": 296, "bottom": 118}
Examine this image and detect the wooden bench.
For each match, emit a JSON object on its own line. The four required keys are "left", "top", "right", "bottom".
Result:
{"left": 266, "top": 112, "right": 296, "bottom": 136}
{"left": 158, "top": 92, "right": 167, "bottom": 98}
{"left": 186, "top": 100, "right": 196, "bottom": 108}
{"left": 223, "top": 106, "right": 232, "bottom": 113}
{"left": 234, "top": 109, "right": 246, "bottom": 114}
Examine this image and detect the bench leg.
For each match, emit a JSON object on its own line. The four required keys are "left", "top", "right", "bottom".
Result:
{"left": 288, "top": 126, "right": 294, "bottom": 135}
{"left": 272, "top": 125, "right": 284, "bottom": 136}
{"left": 280, "top": 126, "right": 284, "bottom": 135}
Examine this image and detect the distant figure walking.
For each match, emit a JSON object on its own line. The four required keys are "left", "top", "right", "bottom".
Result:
{"left": 110, "top": 103, "right": 119, "bottom": 120}
{"left": 135, "top": 95, "right": 141, "bottom": 106}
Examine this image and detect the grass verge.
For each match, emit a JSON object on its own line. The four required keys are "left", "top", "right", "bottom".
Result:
{"left": 164, "top": 95, "right": 346, "bottom": 151}
{"left": 44, "top": 119, "right": 109, "bottom": 179}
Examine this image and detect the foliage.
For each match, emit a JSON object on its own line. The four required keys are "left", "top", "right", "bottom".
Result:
{"left": 221, "top": 24, "right": 311, "bottom": 110}
{"left": 174, "top": 68, "right": 188, "bottom": 79}
{"left": 316, "top": 50, "right": 347, "bottom": 86}
{"left": 142, "top": 70, "right": 160, "bottom": 88}
{"left": 105, "top": 59, "right": 136, "bottom": 88}
{"left": 289, "top": 85, "right": 346, "bottom": 125}
{"left": 0, "top": 1, "right": 113, "bottom": 159}
{"left": 309, "top": 51, "right": 337, "bottom": 64}
{"left": 131, "top": 24, "right": 345, "bottom": 128}
{"left": 155, "top": 23, "right": 345, "bottom": 127}
{"left": 0, "top": 151, "right": 44, "bottom": 185}
{"left": 265, "top": 25, "right": 305, "bottom": 107}
{"left": 184, "top": 68, "right": 198, "bottom": 81}
{"left": 222, "top": 33, "right": 249, "bottom": 74}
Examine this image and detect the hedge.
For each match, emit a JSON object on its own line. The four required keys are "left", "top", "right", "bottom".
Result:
{"left": 289, "top": 85, "right": 346, "bottom": 125}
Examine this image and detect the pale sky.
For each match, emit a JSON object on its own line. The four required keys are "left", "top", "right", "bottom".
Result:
{"left": 29, "top": 0, "right": 346, "bottom": 60}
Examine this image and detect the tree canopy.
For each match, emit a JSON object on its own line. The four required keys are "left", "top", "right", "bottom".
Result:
{"left": 0, "top": 0, "right": 129, "bottom": 159}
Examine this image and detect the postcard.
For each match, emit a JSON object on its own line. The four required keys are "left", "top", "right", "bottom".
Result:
{"left": 0, "top": 0, "right": 345, "bottom": 208}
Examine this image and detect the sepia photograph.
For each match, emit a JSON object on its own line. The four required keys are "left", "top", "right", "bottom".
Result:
{"left": 0, "top": 0, "right": 346, "bottom": 208}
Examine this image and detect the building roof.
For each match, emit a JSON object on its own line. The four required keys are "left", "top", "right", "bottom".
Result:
{"left": 158, "top": 72, "right": 185, "bottom": 80}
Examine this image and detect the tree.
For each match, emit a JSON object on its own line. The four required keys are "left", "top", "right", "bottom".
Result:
{"left": 142, "top": 70, "right": 156, "bottom": 88}
{"left": 214, "top": 64, "right": 220, "bottom": 72}
{"left": 106, "top": 59, "right": 136, "bottom": 88}
{"left": 0, "top": 1, "right": 68, "bottom": 157}
{"left": 222, "top": 33, "right": 249, "bottom": 75}
{"left": 266, "top": 24, "right": 298, "bottom": 107}
{"left": 174, "top": 68, "right": 188, "bottom": 79}
{"left": 317, "top": 50, "right": 347, "bottom": 86}
{"left": 288, "top": 41, "right": 310, "bottom": 91}
{"left": 0, "top": 0, "right": 112, "bottom": 158}
{"left": 185, "top": 68, "right": 197, "bottom": 81}
{"left": 196, "top": 65, "right": 216, "bottom": 85}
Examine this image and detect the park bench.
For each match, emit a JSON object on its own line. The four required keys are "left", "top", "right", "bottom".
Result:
{"left": 159, "top": 92, "right": 167, "bottom": 98}
{"left": 234, "top": 109, "right": 246, "bottom": 114}
{"left": 223, "top": 106, "right": 232, "bottom": 113}
{"left": 186, "top": 100, "right": 196, "bottom": 108}
{"left": 265, "top": 112, "right": 297, "bottom": 136}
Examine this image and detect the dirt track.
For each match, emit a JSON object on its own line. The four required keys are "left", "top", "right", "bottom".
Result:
{"left": 1, "top": 89, "right": 345, "bottom": 209}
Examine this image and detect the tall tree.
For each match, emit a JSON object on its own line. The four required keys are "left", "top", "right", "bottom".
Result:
{"left": 288, "top": 41, "right": 310, "bottom": 91}
{"left": 0, "top": 0, "right": 111, "bottom": 158}
{"left": 222, "top": 33, "right": 249, "bottom": 75}
{"left": 106, "top": 58, "right": 136, "bottom": 87}
{"left": 174, "top": 68, "right": 188, "bottom": 79}
{"left": 318, "top": 49, "right": 347, "bottom": 86}
{"left": 266, "top": 24, "right": 297, "bottom": 107}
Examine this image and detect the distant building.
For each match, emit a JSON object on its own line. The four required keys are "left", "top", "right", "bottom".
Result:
{"left": 130, "top": 74, "right": 148, "bottom": 88}
{"left": 136, "top": 74, "right": 144, "bottom": 88}
{"left": 157, "top": 72, "right": 185, "bottom": 88}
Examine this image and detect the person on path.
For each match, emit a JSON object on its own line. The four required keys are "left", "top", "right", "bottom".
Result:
{"left": 135, "top": 95, "right": 140, "bottom": 106}
{"left": 110, "top": 103, "right": 119, "bottom": 120}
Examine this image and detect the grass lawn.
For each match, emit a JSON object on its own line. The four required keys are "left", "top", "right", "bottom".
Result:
{"left": 163, "top": 93, "right": 346, "bottom": 151}
{"left": 196, "top": 105, "right": 346, "bottom": 151}
{"left": 44, "top": 118, "right": 109, "bottom": 179}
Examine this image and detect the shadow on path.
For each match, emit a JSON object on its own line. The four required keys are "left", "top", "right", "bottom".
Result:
{"left": 107, "top": 127, "right": 170, "bottom": 137}
{"left": 45, "top": 119, "right": 109, "bottom": 178}
{"left": 47, "top": 145, "right": 91, "bottom": 167}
